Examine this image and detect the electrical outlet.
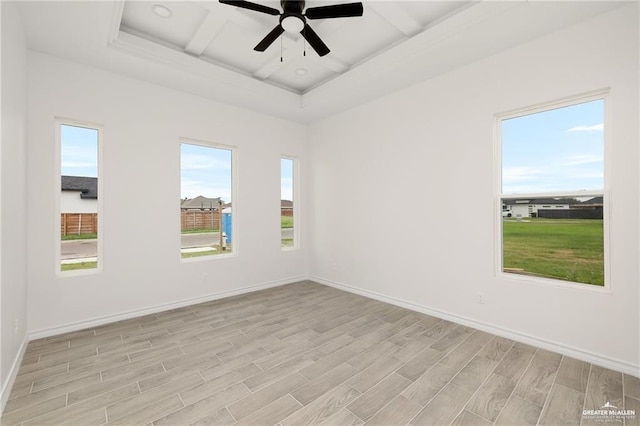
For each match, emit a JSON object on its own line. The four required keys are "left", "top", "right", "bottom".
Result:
{"left": 202, "top": 273, "right": 208, "bottom": 283}
{"left": 477, "top": 292, "right": 485, "bottom": 304}
{"left": 14, "top": 319, "right": 19, "bottom": 335}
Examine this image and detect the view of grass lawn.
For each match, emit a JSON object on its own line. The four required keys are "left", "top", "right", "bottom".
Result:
{"left": 181, "top": 249, "right": 219, "bottom": 258}
{"left": 281, "top": 216, "right": 293, "bottom": 228}
{"left": 503, "top": 218, "right": 604, "bottom": 286}
{"left": 181, "top": 228, "right": 218, "bottom": 234}
{"left": 62, "top": 233, "right": 97, "bottom": 241}
{"left": 61, "top": 261, "right": 97, "bottom": 271}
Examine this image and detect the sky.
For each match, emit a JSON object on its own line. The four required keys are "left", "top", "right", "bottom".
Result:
{"left": 61, "top": 125, "right": 98, "bottom": 177}
{"left": 502, "top": 99, "right": 604, "bottom": 195}
{"left": 281, "top": 158, "right": 294, "bottom": 202}
{"left": 62, "top": 132, "right": 291, "bottom": 203}
{"left": 64, "top": 101, "right": 600, "bottom": 200}
{"left": 181, "top": 143, "right": 232, "bottom": 202}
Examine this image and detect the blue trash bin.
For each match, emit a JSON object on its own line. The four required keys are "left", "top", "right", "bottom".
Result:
{"left": 222, "top": 208, "right": 232, "bottom": 244}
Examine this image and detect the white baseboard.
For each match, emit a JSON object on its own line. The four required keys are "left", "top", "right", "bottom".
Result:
{"left": 29, "top": 275, "right": 309, "bottom": 340}
{"left": 312, "top": 276, "right": 640, "bottom": 377}
{"left": 0, "top": 334, "right": 28, "bottom": 415}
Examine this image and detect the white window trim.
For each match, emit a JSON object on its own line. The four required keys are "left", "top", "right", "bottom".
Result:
{"left": 281, "top": 155, "right": 299, "bottom": 251}
{"left": 493, "top": 89, "right": 612, "bottom": 293}
{"left": 179, "top": 137, "right": 238, "bottom": 262}
{"left": 55, "top": 118, "right": 104, "bottom": 277}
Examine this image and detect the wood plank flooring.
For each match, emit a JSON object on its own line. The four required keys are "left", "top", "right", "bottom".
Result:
{"left": 2, "top": 281, "right": 638, "bottom": 425}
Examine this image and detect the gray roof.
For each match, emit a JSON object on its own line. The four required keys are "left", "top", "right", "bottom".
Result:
{"left": 503, "top": 197, "right": 574, "bottom": 205}
{"left": 181, "top": 196, "right": 221, "bottom": 210}
{"left": 61, "top": 175, "right": 97, "bottom": 199}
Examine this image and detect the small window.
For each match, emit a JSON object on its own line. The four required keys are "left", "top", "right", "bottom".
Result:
{"left": 281, "top": 157, "right": 296, "bottom": 249}
{"left": 498, "top": 94, "right": 606, "bottom": 287}
{"left": 58, "top": 121, "right": 101, "bottom": 273}
{"left": 180, "top": 141, "right": 234, "bottom": 259}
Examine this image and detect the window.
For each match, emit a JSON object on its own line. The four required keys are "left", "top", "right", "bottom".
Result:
{"left": 58, "top": 121, "right": 101, "bottom": 273}
{"left": 180, "top": 140, "right": 234, "bottom": 259}
{"left": 281, "top": 157, "right": 296, "bottom": 249}
{"left": 497, "top": 93, "right": 607, "bottom": 287}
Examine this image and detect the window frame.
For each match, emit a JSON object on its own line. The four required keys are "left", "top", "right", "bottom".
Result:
{"left": 55, "top": 118, "right": 104, "bottom": 276}
{"left": 281, "top": 155, "right": 299, "bottom": 251}
{"left": 493, "top": 90, "right": 611, "bottom": 292}
{"left": 179, "top": 137, "right": 238, "bottom": 262}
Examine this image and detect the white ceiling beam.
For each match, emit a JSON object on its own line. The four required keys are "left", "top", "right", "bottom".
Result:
{"left": 369, "top": 3, "right": 423, "bottom": 37}
{"left": 252, "top": 36, "right": 299, "bottom": 80}
{"left": 184, "top": 12, "right": 226, "bottom": 56}
{"left": 315, "top": 55, "right": 348, "bottom": 73}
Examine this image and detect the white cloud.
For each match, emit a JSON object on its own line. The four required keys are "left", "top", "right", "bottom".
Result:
{"left": 566, "top": 123, "right": 603, "bottom": 132}
{"left": 502, "top": 166, "right": 544, "bottom": 183}
{"left": 560, "top": 154, "right": 603, "bottom": 166}
{"left": 181, "top": 153, "right": 230, "bottom": 171}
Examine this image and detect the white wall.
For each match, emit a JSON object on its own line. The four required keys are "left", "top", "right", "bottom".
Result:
{"left": 1, "top": 0, "right": 28, "bottom": 409}
{"left": 60, "top": 192, "right": 97, "bottom": 214}
{"left": 27, "top": 53, "right": 308, "bottom": 335}
{"left": 309, "top": 4, "right": 639, "bottom": 373}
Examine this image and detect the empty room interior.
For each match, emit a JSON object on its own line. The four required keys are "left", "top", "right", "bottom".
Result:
{"left": 1, "top": 0, "right": 639, "bottom": 425}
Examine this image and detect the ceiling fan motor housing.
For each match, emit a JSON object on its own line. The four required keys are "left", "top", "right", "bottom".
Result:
{"left": 281, "top": 0, "right": 305, "bottom": 15}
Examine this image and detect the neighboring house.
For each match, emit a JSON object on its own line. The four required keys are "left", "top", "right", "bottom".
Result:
{"left": 575, "top": 196, "right": 604, "bottom": 210}
{"left": 61, "top": 175, "right": 97, "bottom": 214}
{"left": 181, "top": 196, "right": 221, "bottom": 211}
{"left": 281, "top": 199, "right": 293, "bottom": 216}
{"left": 503, "top": 198, "right": 571, "bottom": 218}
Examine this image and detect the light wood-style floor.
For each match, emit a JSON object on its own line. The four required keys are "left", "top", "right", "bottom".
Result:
{"left": 2, "top": 281, "right": 639, "bottom": 426}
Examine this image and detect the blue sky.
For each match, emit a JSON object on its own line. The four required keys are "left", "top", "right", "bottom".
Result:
{"left": 181, "top": 143, "right": 232, "bottom": 202}
{"left": 61, "top": 125, "right": 98, "bottom": 177}
{"left": 502, "top": 99, "right": 604, "bottom": 194}
{"left": 281, "top": 158, "right": 293, "bottom": 202}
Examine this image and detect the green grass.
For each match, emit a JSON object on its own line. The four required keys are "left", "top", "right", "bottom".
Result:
{"left": 181, "top": 250, "right": 217, "bottom": 258}
{"left": 502, "top": 218, "right": 604, "bottom": 286}
{"left": 181, "top": 228, "right": 218, "bottom": 234}
{"left": 61, "top": 261, "right": 97, "bottom": 271}
{"left": 281, "top": 238, "right": 294, "bottom": 248}
{"left": 61, "top": 233, "right": 97, "bottom": 241}
{"left": 281, "top": 216, "right": 293, "bottom": 229}
{"left": 181, "top": 247, "right": 233, "bottom": 258}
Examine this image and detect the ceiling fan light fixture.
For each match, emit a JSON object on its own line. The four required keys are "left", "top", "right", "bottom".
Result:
{"left": 152, "top": 4, "right": 172, "bottom": 18}
{"left": 281, "top": 15, "right": 304, "bottom": 34}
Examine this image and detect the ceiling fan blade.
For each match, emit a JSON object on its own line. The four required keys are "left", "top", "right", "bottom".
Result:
{"left": 219, "top": 0, "right": 280, "bottom": 16}
{"left": 305, "top": 2, "right": 363, "bottom": 19}
{"left": 301, "top": 24, "right": 330, "bottom": 57}
{"left": 254, "top": 25, "right": 285, "bottom": 51}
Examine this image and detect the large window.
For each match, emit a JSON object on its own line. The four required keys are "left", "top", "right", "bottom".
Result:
{"left": 281, "top": 157, "right": 296, "bottom": 249}
{"left": 497, "top": 93, "right": 607, "bottom": 287}
{"left": 58, "top": 121, "right": 101, "bottom": 273}
{"left": 180, "top": 140, "right": 234, "bottom": 259}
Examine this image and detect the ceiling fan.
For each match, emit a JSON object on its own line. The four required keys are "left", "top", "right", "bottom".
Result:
{"left": 219, "top": 0, "right": 364, "bottom": 57}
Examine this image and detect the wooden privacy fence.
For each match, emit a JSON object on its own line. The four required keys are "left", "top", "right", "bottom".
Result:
{"left": 62, "top": 208, "right": 294, "bottom": 235}
{"left": 181, "top": 210, "right": 220, "bottom": 231}
{"left": 61, "top": 213, "right": 98, "bottom": 236}
{"left": 181, "top": 208, "right": 293, "bottom": 231}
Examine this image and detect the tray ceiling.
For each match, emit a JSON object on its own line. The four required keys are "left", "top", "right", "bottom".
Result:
{"left": 118, "top": 1, "right": 471, "bottom": 94}
{"left": 15, "top": 1, "right": 626, "bottom": 123}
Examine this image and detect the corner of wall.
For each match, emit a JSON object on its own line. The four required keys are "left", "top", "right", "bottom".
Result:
{"left": 0, "top": 0, "right": 29, "bottom": 414}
